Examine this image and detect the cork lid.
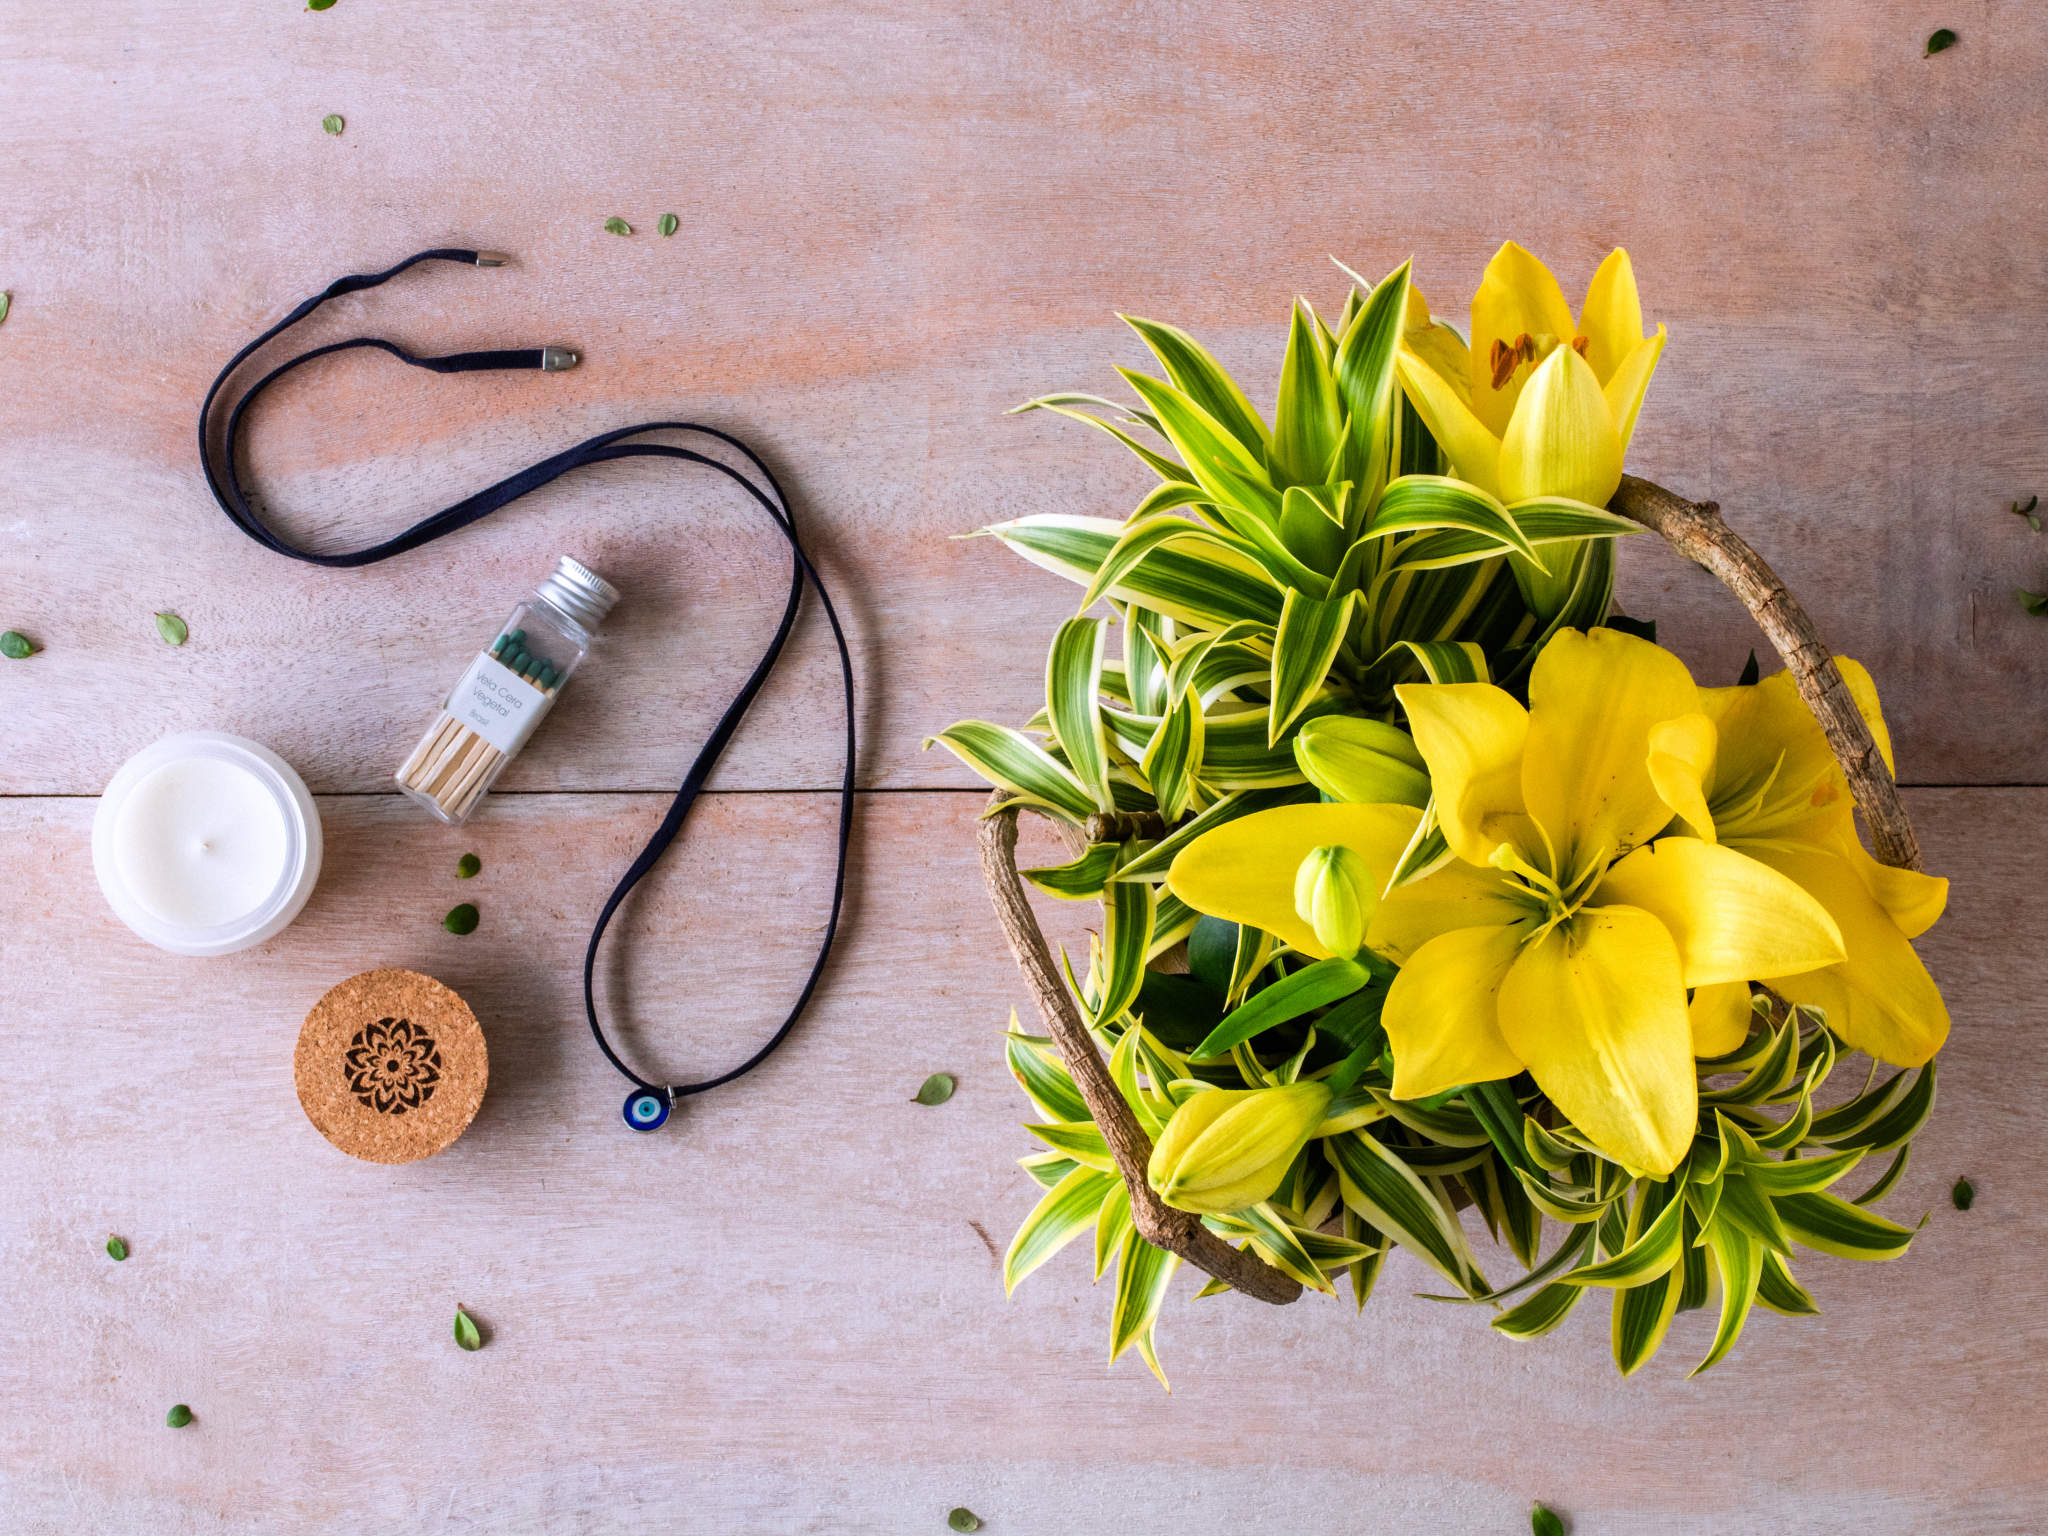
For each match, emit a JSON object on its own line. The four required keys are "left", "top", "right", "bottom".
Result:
{"left": 295, "top": 969, "right": 488, "bottom": 1164}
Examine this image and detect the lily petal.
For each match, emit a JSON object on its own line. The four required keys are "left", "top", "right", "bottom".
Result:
{"left": 1522, "top": 626, "right": 1699, "bottom": 877}
{"left": 1469, "top": 240, "right": 1579, "bottom": 436}
{"left": 1837, "top": 657, "right": 1896, "bottom": 776}
{"left": 1395, "top": 681, "right": 1534, "bottom": 868}
{"left": 1368, "top": 855, "right": 1529, "bottom": 964}
{"left": 1739, "top": 842, "right": 1951, "bottom": 1066}
{"left": 1166, "top": 803, "right": 1420, "bottom": 959}
{"left": 1498, "top": 344, "right": 1624, "bottom": 508}
{"left": 1394, "top": 350, "right": 1501, "bottom": 497}
{"left": 1601, "top": 324, "right": 1667, "bottom": 454}
{"left": 1497, "top": 907, "right": 1698, "bottom": 1176}
{"left": 1826, "top": 821, "right": 1948, "bottom": 939}
{"left": 1689, "top": 981, "right": 1755, "bottom": 1057}
{"left": 1577, "top": 249, "right": 1644, "bottom": 383}
{"left": 1383, "top": 923, "right": 1528, "bottom": 1099}
{"left": 1597, "top": 837, "right": 1845, "bottom": 986}
{"left": 1647, "top": 712, "right": 1719, "bottom": 841}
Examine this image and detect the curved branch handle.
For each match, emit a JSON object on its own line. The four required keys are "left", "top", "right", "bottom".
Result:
{"left": 1611, "top": 475, "right": 1922, "bottom": 872}
{"left": 977, "top": 799, "right": 1303, "bottom": 1305}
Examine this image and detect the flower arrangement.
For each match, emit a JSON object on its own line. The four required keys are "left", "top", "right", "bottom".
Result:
{"left": 932, "top": 244, "right": 1949, "bottom": 1386}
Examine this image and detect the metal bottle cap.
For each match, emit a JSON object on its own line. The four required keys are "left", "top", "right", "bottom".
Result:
{"left": 537, "top": 556, "right": 620, "bottom": 633}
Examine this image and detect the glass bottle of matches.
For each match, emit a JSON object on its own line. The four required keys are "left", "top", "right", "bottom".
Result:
{"left": 395, "top": 556, "right": 620, "bottom": 824}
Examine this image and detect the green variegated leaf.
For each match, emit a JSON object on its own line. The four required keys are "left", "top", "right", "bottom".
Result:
{"left": 1119, "top": 369, "right": 1284, "bottom": 523}
{"left": 1755, "top": 1248, "right": 1821, "bottom": 1316}
{"left": 1124, "top": 605, "right": 1170, "bottom": 716}
{"left": 1777, "top": 1190, "right": 1916, "bottom": 1260}
{"left": 1611, "top": 1259, "right": 1684, "bottom": 1376}
{"left": 1523, "top": 1115, "right": 1584, "bottom": 1174}
{"left": 1713, "top": 1170, "right": 1793, "bottom": 1255}
{"left": 1268, "top": 587, "right": 1358, "bottom": 745}
{"left": 1277, "top": 484, "right": 1349, "bottom": 575}
{"left": 1850, "top": 1143, "right": 1912, "bottom": 1206}
{"left": 1373, "top": 1090, "right": 1490, "bottom": 1147}
{"left": 1272, "top": 302, "right": 1344, "bottom": 488}
{"left": 1742, "top": 1147, "right": 1865, "bottom": 1197}
{"left": 1092, "top": 878, "right": 1155, "bottom": 1028}
{"left": 1381, "top": 637, "right": 1490, "bottom": 684}
{"left": 984, "top": 515, "right": 1284, "bottom": 629}
{"left": 1010, "top": 396, "right": 1190, "bottom": 484}
{"left": 1020, "top": 842, "right": 1121, "bottom": 900}
{"left": 1141, "top": 686, "right": 1204, "bottom": 822}
{"left": 1025, "top": 1120, "right": 1118, "bottom": 1171}
{"left": 1120, "top": 314, "right": 1271, "bottom": 460}
{"left": 1371, "top": 476, "right": 1542, "bottom": 564}
{"left": 1815, "top": 1062, "right": 1936, "bottom": 1153}
{"left": 1131, "top": 479, "right": 1215, "bottom": 521}
{"left": 1095, "top": 1175, "right": 1134, "bottom": 1279}
{"left": 1329, "top": 259, "right": 1409, "bottom": 499}
{"left": 1422, "top": 1223, "right": 1595, "bottom": 1307}
{"left": 1504, "top": 495, "right": 1644, "bottom": 544}
{"left": 1149, "top": 888, "right": 1199, "bottom": 959}
{"left": 1490, "top": 1275, "right": 1588, "bottom": 1339}
{"left": 1559, "top": 1179, "right": 1686, "bottom": 1287}
{"left": 1005, "top": 1026, "right": 1089, "bottom": 1123}
{"left": 1109, "top": 1234, "right": 1181, "bottom": 1363}
{"left": 1343, "top": 1206, "right": 1386, "bottom": 1311}
{"left": 925, "top": 721, "right": 1097, "bottom": 820}
{"left": 1004, "top": 1165, "right": 1117, "bottom": 1294}
{"left": 1079, "top": 515, "right": 1269, "bottom": 614}
{"left": 1045, "top": 616, "right": 1113, "bottom": 811}
{"left": 1692, "top": 1219, "right": 1763, "bottom": 1376}
{"left": 1233, "top": 1203, "right": 1338, "bottom": 1294}
{"left": 1328, "top": 1128, "right": 1486, "bottom": 1293}
{"left": 1018, "top": 1151, "right": 1079, "bottom": 1188}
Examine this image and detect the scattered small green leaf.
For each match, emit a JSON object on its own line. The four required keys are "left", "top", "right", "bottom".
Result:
{"left": 657, "top": 213, "right": 679, "bottom": 237}
{"left": 2020, "top": 589, "right": 2048, "bottom": 617}
{"left": 0, "top": 291, "right": 10, "bottom": 325}
{"left": 1531, "top": 1503, "right": 1565, "bottom": 1536}
{"left": 307, "top": 0, "right": 336, "bottom": 9}
{"left": 1952, "top": 1176, "right": 1975, "bottom": 1210}
{"left": 106, "top": 1235, "right": 128, "bottom": 1261}
{"left": 2014, "top": 495, "right": 2041, "bottom": 532}
{"left": 154, "top": 611, "right": 188, "bottom": 647}
{"left": 1, "top": 630, "right": 37, "bottom": 660}
{"left": 165, "top": 1404, "right": 193, "bottom": 1428}
{"left": 947, "top": 1511, "right": 983, "bottom": 1534}
{"left": 455, "top": 852, "right": 481, "bottom": 880}
{"left": 1925, "top": 27, "right": 1957, "bottom": 55}
{"left": 913, "top": 1072, "right": 957, "bottom": 1106}
{"left": 603, "top": 217, "right": 632, "bottom": 236}
{"left": 443, "top": 902, "right": 480, "bottom": 936}
{"left": 454, "top": 1306, "right": 482, "bottom": 1351}
{"left": 321, "top": 114, "right": 345, "bottom": 136}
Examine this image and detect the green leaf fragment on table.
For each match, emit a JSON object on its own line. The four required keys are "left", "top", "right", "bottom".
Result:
{"left": 454, "top": 1306, "right": 482, "bottom": 1350}
{"left": 2014, "top": 495, "right": 2041, "bottom": 532}
{"left": 322, "top": 114, "right": 344, "bottom": 135}
{"left": 913, "top": 1072, "right": 956, "bottom": 1106}
{"left": 154, "top": 611, "right": 188, "bottom": 646}
{"left": 0, "top": 291, "right": 10, "bottom": 325}
{"left": 1, "top": 630, "right": 36, "bottom": 659}
{"left": 165, "top": 1404, "right": 193, "bottom": 1428}
{"left": 2020, "top": 589, "right": 2048, "bottom": 617}
{"left": 603, "top": 217, "right": 632, "bottom": 235}
{"left": 1925, "top": 27, "right": 1957, "bottom": 54}
{"left": 657, "top": 213, "right": 679, "bottom": 236}
{"left": 443, "top": 903, "right": 479, "bottom": 936}
{"left": 947, "top": 1511, "right": 982, "bottom": 1533}
{"left": 1952, "top": 1176, "right": 1975, "bottom": 1210}
{"left": 106, "top": 1235, "right": 128, "bottom": 1261}
{"left": 455, "top": 853, "right": 481, "bottom": 879}
{"left": 307, "top": 0, "right": 336, "bottom": 9}
{"left": 1531, "top": 1502, "right": 1565, "bottom": 1536}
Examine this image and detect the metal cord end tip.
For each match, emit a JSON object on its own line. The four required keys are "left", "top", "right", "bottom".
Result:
{"left": 473, "top": 251, "right": 511, "bottom": 268}
{"left": 540, "top": 346, "right": 580, "bottom": 372}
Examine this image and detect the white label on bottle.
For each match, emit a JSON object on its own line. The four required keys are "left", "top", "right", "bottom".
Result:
{"left": 448, "top": 653, "right": 554, "bottom": 755}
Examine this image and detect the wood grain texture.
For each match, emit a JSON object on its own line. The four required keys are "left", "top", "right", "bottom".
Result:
{"left": 4, "top": 2, "right": 2046, "bottom": 1530}
{"left": 1, "top": 790, "right": 2044, "bottom": 1533}
{"left": 1, "top": 0, "right": 2045, "bottom": 792}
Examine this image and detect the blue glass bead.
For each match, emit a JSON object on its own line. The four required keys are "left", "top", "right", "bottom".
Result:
{"left": 623, "top": 1089, "right": 670, "bottom": 1131}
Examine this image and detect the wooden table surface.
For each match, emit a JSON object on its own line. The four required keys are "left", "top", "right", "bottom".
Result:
{"left": 3, "top": 3, "right": 2044, "bottom": 1531}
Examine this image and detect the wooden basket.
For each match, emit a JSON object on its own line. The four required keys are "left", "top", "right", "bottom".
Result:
{"left": 977, "top": 475, "right": 1926, "bottom": 1305}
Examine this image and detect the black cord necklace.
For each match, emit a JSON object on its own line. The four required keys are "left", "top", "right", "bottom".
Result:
{"left": 198, "top": 246, "right": 856, "bottom": 1133}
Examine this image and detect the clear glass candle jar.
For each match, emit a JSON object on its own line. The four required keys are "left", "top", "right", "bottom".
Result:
{"left": 395, "top": 556, "right": 620, "bottom": 824}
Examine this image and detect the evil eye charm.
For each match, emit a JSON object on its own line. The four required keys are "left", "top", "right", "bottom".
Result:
{"left": 623, "top": 1089, "right": 670, "bottom": 1132}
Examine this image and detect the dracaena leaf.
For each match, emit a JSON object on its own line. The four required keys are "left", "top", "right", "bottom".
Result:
{"left": 1044, "top": 616, "right": 1113, "bottom": 812}
{"left": 1119, "top": 314, "right": 1271, "bottom": 460}
{"left": 1266, "top": 587, "right": 1359, "bottom": 746}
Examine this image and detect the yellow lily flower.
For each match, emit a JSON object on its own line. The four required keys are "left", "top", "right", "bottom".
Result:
{"left": 1394, "top": 242, "right": 1668, "bottom": 509}
{"left": 1646, "top": 662, "right": 1950, "bottom": 1066}
{"left": 1166, "top": 628, "right": 1845, "bottom": 1176}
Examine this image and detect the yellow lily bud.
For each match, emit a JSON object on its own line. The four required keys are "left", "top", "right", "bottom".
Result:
{"left": 1293, "top": 844, "right": 1375, "bottom": 959}
{"left": 1146, "top": 1082, "right": 1334, "bottom": 1216}
{"left": 1292, "top": 716, "right": 1430, "bottom": 807}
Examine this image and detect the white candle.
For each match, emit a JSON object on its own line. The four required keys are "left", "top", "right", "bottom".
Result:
{"left": 111, "top": 756, "right": 291, "bottom": 928}
{"left": 94, "top": 732, "right": 322, "bottom": 956}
